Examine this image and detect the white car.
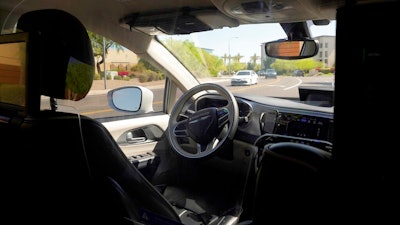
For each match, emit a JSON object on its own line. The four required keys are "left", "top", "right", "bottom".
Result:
{"left": 230, "top": 70, "right": 259, "bottom": 86}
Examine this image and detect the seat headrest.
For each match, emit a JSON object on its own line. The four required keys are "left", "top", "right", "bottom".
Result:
{"left": 16, "top": 9, "right": 94, "bottom": 101}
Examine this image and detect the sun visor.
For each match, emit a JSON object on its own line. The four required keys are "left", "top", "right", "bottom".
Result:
{"left": 120, "top": 7, "right": 239, "bottom": 35}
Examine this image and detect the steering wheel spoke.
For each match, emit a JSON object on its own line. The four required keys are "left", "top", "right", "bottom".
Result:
{"left": 177, "top": 109, "right": 195, "bottom": 121}
{"left": 173, "top": 120, "right": 188, "bottom": 138}
{"left": 217, "top": 107, "right": 230, "bottom": 128}
{"left": 168, "top": 83, "right": 239, "bottom": 159}
{"left": 196, "top": 138, "right": 219, "bottom": 154}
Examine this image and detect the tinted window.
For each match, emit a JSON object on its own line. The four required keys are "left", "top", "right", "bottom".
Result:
{"left": 237, "top": 71, "right": 250, "bottom": 75}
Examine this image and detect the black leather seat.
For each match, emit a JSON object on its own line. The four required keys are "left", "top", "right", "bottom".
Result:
{"left": 251, "top": 142, "right": 332, "bottom": 224}
{"left": 0, "top": 9, "right": 182, "bottom": 225}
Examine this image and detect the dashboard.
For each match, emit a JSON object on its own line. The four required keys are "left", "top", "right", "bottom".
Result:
{"left": 195, "top": 94, "right": 334, "bottom": 152}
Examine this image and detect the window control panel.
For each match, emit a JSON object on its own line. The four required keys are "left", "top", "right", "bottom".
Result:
{"left": 128, "top": 152, "right": 156, "bottom": 169}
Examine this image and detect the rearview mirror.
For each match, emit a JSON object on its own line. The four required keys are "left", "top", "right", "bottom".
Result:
{"left": 265, "top": 39, "right": 319, "bottom": 59}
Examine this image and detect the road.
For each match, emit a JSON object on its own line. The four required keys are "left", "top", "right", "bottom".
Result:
{"left": 54, "top": 75, "right": 334, "bottom": 119}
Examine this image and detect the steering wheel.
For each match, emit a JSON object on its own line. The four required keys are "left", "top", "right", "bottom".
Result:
{"left": 167, "top": 83, "right": 239, "bottom": 159}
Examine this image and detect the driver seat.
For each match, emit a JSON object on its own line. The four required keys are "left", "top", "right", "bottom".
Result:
{"left": 251, "top": 142, "right": 332, "bottom": 224}
{"left": 1, "top": 9, "right": 182, "bottom": 224}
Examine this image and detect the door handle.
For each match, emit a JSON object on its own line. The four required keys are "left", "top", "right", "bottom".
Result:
{"left": 126, "top": 132, "right": 146, "bottom": 144}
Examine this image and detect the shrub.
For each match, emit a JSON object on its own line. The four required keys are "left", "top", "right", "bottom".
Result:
{"left": 129, "top": 73, "right": 136, "bottom": 79}
{"left": 138, "top": 74, "right": 147, "bottom": 83}
{"left": 147, "top": 70, "right": 158, "bottom": 82}
{"left": 319, "top": 68, "right": 331, "bottom": 74}
{"left": 131, "top": 62, "right": 146, "bottom": 73}
{"left": 93, "top": 73, "right": 101, "bottom": 80}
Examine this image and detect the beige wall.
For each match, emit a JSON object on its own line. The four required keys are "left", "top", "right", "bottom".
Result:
{"left": 95, "top": 48, "right": 139, "bottom": 73}
{"left": 313, "top": 36, "right": 335, "bottom": 68}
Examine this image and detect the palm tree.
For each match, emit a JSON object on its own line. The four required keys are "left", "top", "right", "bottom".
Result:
{"left": 221, "top": 53, "right": 229, "bottom": 65}
{"left": 88, "top": 31, "right": 124, "bottom": 77}
{"left": 250, "top": 53, "right": 260, "bottom": 67}
{"left": 233, "top": 53, "right": 243, "bottom": 63}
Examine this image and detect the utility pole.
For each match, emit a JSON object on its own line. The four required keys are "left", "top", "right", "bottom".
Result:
{"left": 103, "top": 36, "right": 107, "bottom": 89}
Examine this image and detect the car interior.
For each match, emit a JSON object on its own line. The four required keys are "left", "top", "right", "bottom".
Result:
{"left": 0, "top": 0, "right": 397, "bottom": 224}
{"left": 1, "top": 9, "right": 184, "bottom": 225}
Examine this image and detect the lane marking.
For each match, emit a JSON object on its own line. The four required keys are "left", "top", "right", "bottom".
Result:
{"left": 283, "top": 77, "right": 302, "bottom": 90}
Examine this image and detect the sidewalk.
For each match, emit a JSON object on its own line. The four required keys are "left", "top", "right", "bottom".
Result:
{"left": 88, "top": 76, "right": 230, "bottom": 95}
{"left": 88, "top": 78, "right": 165, "bottom": 95}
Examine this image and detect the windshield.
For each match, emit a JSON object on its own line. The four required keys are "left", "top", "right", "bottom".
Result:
{"left": 236, "top": 71, "right": 251, "bottom": 76}
{"left": 157, "top": 21, "right": 336, "bottom": 101}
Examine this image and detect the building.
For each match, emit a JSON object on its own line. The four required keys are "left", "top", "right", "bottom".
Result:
{"left": 313, "top": 35, "right": 335, "bottom": 68}
{"left": 95, "top": 48, "right": 139, "bottom": 74}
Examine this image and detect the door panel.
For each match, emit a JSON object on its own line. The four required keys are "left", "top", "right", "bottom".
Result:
{"left": 102, "top": 114, "right": 170, "bottom": 157}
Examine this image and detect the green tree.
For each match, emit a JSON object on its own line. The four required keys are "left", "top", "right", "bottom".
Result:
{"left": 248, "top": 53, "right": 261, "bottom": 71}
{"left": 271, "top": 58, "right": 324, "bottom": 75}
{"left": 250, "top": 53, "right": 260, "bottom": 67}
{"left": 202, "top": 49, "right": 225, "bottom": 76}
{"left": 247, "top": 62, "right": 254, "bottom": 70}
{"left": 138, "top": 58, "right": 160, "bottom": 73}
{"left": 162, "top": 39, "right": 225, "bottom": 77}
{"left": 263, "top": 57, "right": 276, "bottom": 70}
{"left": 88, "top": 31, "right": 124, "bottom": 77}
{"left": 233, "top": 53, "right": 243, "bottom": 63}
{"left": 231, "top": 61, "right": 247, "bottom": 72}
{"left": 130, "top": 58, "right": 165, "bottom": 82}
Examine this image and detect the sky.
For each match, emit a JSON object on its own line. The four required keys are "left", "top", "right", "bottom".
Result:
{"left": 163, "top": 20, "right": 336, "bottom": 63}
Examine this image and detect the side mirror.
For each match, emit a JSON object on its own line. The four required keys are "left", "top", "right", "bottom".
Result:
{"left": 265, "top": 39, "right": 319, "bottom": 59}
{"left": 107, "top": 86, "right": 154, "bottom": 113}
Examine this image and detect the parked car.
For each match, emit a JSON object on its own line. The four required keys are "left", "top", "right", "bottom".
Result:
{"left": 0, "top": 0, "right": 396, "bottom": 224}
{"left": 230, "top": 70, "right": 258, "bottom": 86}
{"left": 293, "top": 69, "right": 305, "bottom": 76}
{"left": 265, "top": 68, "right": 277, "bottom": 79}
{"left": 257, "top": 70, "right": 266, "bottom": 76}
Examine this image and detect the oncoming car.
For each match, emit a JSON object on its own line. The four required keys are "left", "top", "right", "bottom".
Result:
{"left": 0, "top": 0, "right": 396, "bottom": 224}
{"left": 265, "top": 68, "right": 277, "bottom": 79}
{"left": 230, "top": 70, "right": 259, "bottom": 86}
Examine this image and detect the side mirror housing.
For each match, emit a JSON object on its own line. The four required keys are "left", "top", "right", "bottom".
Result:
{"left": 107, "top": 86, "right": 154, "bottom": 113}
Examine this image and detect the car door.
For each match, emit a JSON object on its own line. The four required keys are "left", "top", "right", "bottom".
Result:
{"left": 99, "top": 80, "right": 183, "bottom": 160}
{"left": 49, "top": 32, "right": 186, "bottom": 164}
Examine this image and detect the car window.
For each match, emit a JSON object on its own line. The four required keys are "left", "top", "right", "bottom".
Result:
{"left": 39, "top": 22, "right": 335, "bottom": 120}
{"left": 39, "top": 31, "right": 183, "bottom": 120}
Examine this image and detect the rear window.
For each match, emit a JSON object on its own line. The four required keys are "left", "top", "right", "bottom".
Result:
{"left": 237, "top": 71, "right": 250, "bottom": 75}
